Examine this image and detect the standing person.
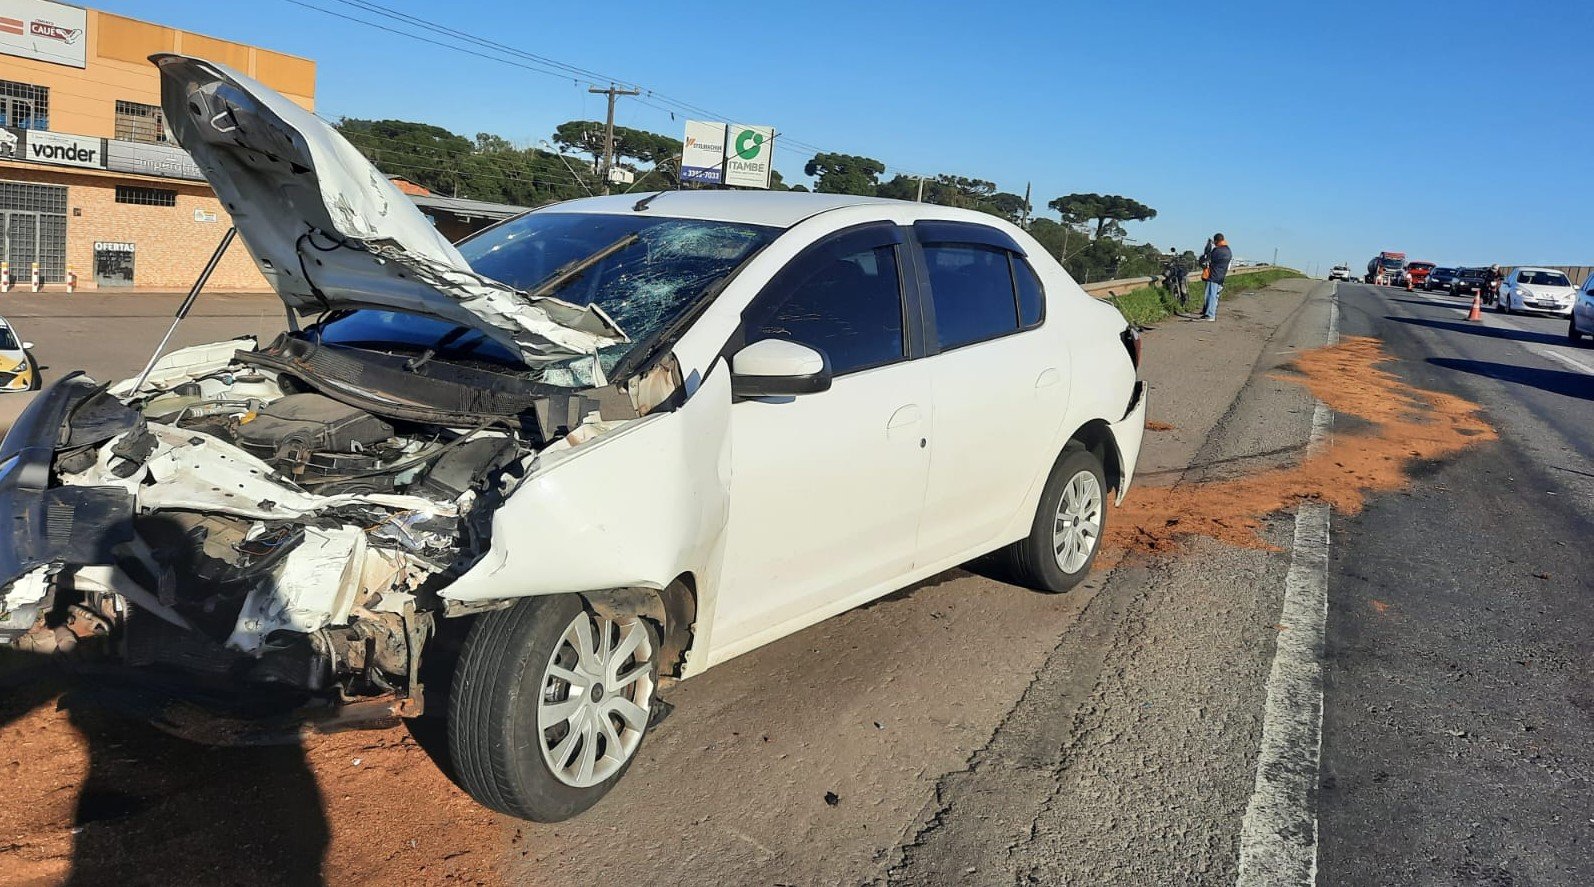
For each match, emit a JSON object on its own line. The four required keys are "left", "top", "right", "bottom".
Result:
{"left": 1195, "top": 233, "right": 1232, "bottom": 321}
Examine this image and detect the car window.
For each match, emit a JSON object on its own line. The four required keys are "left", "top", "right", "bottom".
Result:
{"left": 1014, "top": 257, "right": 1045, "bottom": 327}
{"left": 745, "top": 245, "right": 906, "bottom": 376}
{"left": 924, "top": 244, "right": 1021, "bottom": 350}
{"left": 1522, "top": 271, "right": 1570, "bottom": 286}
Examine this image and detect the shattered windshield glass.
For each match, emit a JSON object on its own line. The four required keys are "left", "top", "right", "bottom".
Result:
{"left": 458, "top": 212, "right": 780, "bottom": 386}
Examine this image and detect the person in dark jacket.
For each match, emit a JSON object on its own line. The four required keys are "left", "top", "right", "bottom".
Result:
{"left": 1196, "top": 233, "right": 1232, "bottom": 321}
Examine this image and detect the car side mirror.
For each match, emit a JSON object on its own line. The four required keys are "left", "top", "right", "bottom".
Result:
{"left": 730, "top": 339, "right": 832, "bottom": 398}
{"left": 21, "top": 342, "right": 33, "bottom": 351}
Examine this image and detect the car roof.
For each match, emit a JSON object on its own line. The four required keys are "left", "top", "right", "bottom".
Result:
{"left": 1514, "top": 266, "right": 1565, "bottom": 274}
{"left": 534, "top": 191, "right": 907, "bottom": 228}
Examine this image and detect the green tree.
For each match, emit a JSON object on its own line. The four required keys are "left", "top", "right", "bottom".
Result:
{"left": 1046, "top": 193, "right": 1157, "bottom": 240}
{"left": 335, "top": 118, "right": 475, "bottom": 197}
{"left": 553, "top": 120, "right": 683, "bottom": 171}
{"left": 803, "top": 152, "right": 886, "bottom": 195}
{"left": 875, "top": 173, "right": 1029, "bottom": 223}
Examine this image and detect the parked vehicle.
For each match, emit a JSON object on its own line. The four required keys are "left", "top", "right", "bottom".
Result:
{"left": 1451, "top": 267, "right": 1488, "bottom": 298}
{"left": 1568, "top": 275, "right": 1594, "bottom": 344}
{"left": 1498, "top": 267, "right": 1577, "bottom": 316}
{"left": 0, "top": 55, "right": 1147, "bottom": 822}
{"left": 0, "top": 316, "right": 38, "bottom": 392}
{"left": 1398, "top": 261, "right": 1435, "bottom": 290}
{"left": 1328, "top": 265, "right": 1351, "bottom": 281}
{"left": 1424, "top": 267, "right": 1460, "bottom": 292}
{"left": 1365, "top": 251, "right": 1405, "bottom": 285}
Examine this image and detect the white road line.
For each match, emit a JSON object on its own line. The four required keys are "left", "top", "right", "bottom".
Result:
{"left": 1530, "top": 346, "right": 1594, "bottom": 376}
{"left": 1235, "top": 285, "right": 1336, "bottom": 887}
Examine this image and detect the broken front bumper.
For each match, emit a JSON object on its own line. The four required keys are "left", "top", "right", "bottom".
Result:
{"left": 0, "top": 375, "right": 139, "bottom": 642}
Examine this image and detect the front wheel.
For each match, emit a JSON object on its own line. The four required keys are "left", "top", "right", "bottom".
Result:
{"left": 995, "top": 447, "right": 1108, "bottom": 593}
{"left": 449, "top": 594, "right": 660, "bottom": 821}
{"left": 1570, "top": 317, "right": 1587, "bottom": 345}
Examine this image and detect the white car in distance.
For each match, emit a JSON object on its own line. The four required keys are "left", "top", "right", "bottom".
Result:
{"left": 0, "top": 55, "right": 1146, "bottom": 822}
{"left": 1498, "top": 267, "right": 1577, "bottom": 316}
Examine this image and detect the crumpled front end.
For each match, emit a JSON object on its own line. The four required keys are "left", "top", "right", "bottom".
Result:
{"left": 0, "top": 337, "right": 648, "bottom": 735}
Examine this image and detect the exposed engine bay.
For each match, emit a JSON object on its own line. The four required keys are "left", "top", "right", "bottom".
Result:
{"left": 0, "top": 333, "right": 668, "bottom": 732}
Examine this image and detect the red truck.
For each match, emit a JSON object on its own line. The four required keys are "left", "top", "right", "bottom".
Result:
{"left": 1398, "top": 261, "right": 1435, "bottom": 290}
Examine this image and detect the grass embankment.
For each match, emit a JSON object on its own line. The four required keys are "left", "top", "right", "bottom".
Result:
{"left": 1110, "top": 267, "right": 1306, "bottom": 326}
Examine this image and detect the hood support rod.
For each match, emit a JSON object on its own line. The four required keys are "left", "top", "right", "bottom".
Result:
{"left": 131, "top": 227, "right": 237, "bottom": 394}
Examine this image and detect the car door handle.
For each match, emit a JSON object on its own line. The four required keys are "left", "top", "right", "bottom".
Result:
{"left": 887, "top": 404, "right": 922, "bottom": 430}
{"left": 1036, "top": 368, "right": 1061, "bottom": 389}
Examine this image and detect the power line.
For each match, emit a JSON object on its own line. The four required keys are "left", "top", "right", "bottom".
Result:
{"left": 278, "top": 0, "right": 880, "bottom": 174}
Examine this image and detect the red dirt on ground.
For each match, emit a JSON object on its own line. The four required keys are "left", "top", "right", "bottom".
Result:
{"left": 1144, "top": 420, "right": 1176, "bottom": 432}
{"left": 0, "top": 684, "right": 506, "bottom": 887}
{"left": 1105, "top": 336, "right": 1495, "bottom": 562}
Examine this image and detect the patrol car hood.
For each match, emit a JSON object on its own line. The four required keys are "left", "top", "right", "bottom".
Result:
{"left": 153, "top": 54, "right": 626, "bottom": 366}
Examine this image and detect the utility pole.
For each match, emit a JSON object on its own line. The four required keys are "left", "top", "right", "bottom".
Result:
{"left": 1021, "top": 181, "right": 1031, "bottom": 228}
{"left": 914, "top": 175, "right": 926, "bottom": 202}
{"left": 1273, "top": 246, "right": 1279, "bottom": 267}
{"left": 589, "top": 83, "right": 640, "bottom": 195}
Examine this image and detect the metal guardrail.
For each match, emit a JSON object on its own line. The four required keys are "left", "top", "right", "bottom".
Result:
{"left": 1080, "top": 265, "right": 1278, "bottom": 299}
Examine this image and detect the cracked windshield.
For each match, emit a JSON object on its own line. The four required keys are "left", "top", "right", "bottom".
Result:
{"left": 460, "top": 212, "right": 778, "bottom": 385}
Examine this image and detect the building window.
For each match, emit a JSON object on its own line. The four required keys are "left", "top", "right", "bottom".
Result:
{"left": 115, "top": 186, "right": 178, "bottom": 207}
{"left": 0, "top": 80, "right": 49, "bottom": 131}
{"left": 114, "top": 100, "right": 168, "bottom": 144}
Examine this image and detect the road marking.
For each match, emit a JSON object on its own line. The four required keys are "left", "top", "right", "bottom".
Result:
{"left": 1235, "top": 285, "right": 1336, "bottom": 887}
{"left": 1530, "top": 346, "right": 1594, "bottom": 376}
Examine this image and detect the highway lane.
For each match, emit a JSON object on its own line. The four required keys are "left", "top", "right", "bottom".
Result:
{"left": 1320, "top": 283, "right": 1594, "bottom": 886}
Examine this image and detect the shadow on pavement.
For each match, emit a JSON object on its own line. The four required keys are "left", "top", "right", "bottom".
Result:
{"left": 1391, "top": 315, "right": 1570, "bottom": 347}
{"left": 0, "top": 649, "right": 331, "bottom": 887}
{"left": 1428, "top": 357, "right": 1594, "bottom": 401}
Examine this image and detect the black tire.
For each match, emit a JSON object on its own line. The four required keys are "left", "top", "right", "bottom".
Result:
{"left": 449, "top": 594, "right": 659, "bottom": 822}
{"left": 995, "top": 447, "right": 1108, "bottom": 594}
{"left": 1570, "top": 317, "right": 1586, "bottom": 345}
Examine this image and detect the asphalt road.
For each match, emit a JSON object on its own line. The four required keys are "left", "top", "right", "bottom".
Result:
{"left": 1320, "top": 283, "right": 1594, "bottom": 886}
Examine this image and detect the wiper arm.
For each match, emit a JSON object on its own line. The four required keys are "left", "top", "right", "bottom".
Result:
{"left": 406, "top": 325, "right": 473, "bottom": 372}
{"left": 526, "top": 233, "right": 640, "bottom": 299}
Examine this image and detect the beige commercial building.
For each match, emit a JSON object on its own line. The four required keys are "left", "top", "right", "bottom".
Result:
{"left": 0, "top": 0, "right": 315, "bottom": 290}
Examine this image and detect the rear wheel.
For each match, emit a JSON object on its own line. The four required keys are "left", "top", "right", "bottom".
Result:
{"left": 996, "top": 447, "right": 1108, "bottom": 593}
{"left": 449, "top": 594, "right": 659, "bottom": 821}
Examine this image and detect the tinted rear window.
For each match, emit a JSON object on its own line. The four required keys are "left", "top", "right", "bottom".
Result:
{"left": 924, "top": 244, "right": 1020, "bottom": 350}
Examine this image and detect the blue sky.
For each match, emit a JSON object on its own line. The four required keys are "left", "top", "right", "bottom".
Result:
{"left": 99, "top": 0, "right": 1593, "bottom": 274}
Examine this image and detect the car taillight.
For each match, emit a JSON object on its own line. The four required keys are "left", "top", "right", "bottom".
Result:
{"left": 1121, "top": 325, "right": 1142, "bottom": 370}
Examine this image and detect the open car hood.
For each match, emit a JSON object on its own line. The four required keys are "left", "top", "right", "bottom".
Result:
{"left": 154, "top": 54, "right": 626, "bottom": 366}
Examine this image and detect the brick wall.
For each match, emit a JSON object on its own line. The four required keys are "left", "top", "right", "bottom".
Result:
{"left": 0, "top": 165, "right": 269, "bottom": 291}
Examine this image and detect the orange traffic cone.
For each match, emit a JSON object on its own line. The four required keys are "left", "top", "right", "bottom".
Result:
{"left": 1466, "top": 292, "right": 1483, "bottom": 322}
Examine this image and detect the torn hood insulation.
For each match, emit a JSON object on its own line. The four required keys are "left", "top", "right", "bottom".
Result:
{"left": 153, "top": 53, "right": 626, "bottom": 367}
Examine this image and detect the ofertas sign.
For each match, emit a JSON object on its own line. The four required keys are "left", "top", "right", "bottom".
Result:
{"left": 0, "top": 0, "right": 87, "bottom": 68}
{"left": 723, "top": 124, "right": 774, "bottom": 189}
{"left": 25, "top": 130, "right": 102, "bottom": 169}
{"left": 680, "top": 120, "right": 726, "bottom": 185}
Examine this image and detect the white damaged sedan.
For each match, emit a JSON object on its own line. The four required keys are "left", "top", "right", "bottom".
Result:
{"left": 0, "top": 55, "right": 1146, "bottom": 821}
